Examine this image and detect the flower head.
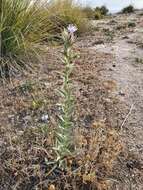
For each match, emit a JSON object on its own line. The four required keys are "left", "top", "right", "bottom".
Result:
{"left": 67, "top": 24, "right": 77, "bottom": 34}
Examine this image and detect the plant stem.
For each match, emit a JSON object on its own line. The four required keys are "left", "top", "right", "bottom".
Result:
{"left": 55, "top": 29, "right": 75, "bottom": 162}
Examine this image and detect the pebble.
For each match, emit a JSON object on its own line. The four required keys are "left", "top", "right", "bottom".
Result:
{"left": 41, "top": 114, "right": 49, "bottom": 123}
{"left": 119, "top": 91, "right": 125, "bottom": 96}
{"left": 23, "top": 115, "right": 32, "bottom": 121}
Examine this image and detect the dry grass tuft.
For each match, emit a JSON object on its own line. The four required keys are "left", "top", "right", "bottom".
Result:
{"left": 46, "top": 0, "right": 89, "bottom": 36}
{"left": 73, "top": 121, "right": 122, "bottom": 189}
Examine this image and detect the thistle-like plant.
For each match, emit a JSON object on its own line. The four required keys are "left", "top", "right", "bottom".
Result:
{"left": 55, "top": 25, "right": 77, "bottom": 163}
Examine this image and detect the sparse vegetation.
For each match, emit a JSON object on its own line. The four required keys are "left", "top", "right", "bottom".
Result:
{"left": 0, "top": 119, "right": 122, "bottom": 189}
{"left": 1, "top": 1, "right": 143, "bottom": 190}
{"left": 0, "top": 24, "right": 122, "bottom": 190}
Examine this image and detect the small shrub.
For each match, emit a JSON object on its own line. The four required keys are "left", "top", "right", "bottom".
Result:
{"left": 73, "top": 121, "right": 122, "bottom": 189}
{"left": 122, "top": 5, "right": 135, "bottom": 14}
{"left": 135, "top": 57, "right": 143, "bottom": 64}
{"left": 100, "top": 5, "right": 109, "bottom": 15}
{"left": 116, "top": 24, "right": 127, "bottom": 30}
{"left": 104, "top": 29, "right": 114, "bottom": 41}
{"left": 94, "top": 10, "right": 103, "bottom": 20}
{"left": 128, "top": 22, "right": 136, "bottom": 28}
{"left": 93, "top": 5, "right": 109, "bottom": 20}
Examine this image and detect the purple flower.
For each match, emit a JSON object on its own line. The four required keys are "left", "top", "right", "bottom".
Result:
{"left": 67, "top": 24, "right": 77, "bottom": 34}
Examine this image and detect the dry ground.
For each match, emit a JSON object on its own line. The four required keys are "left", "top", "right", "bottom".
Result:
{"left": 0, "top": 12, "right": 143, "bottom": 189}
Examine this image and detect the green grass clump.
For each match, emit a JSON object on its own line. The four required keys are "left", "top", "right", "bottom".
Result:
{"left": 0, "top": 0, "right": 50, "bottom": 77}
{"left": 122, "top": 5, "right": 135, "bottom": 14}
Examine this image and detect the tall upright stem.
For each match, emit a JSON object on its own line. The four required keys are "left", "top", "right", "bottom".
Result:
{"left": 56, "top": 29, "right": 75, "bottom": 162}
